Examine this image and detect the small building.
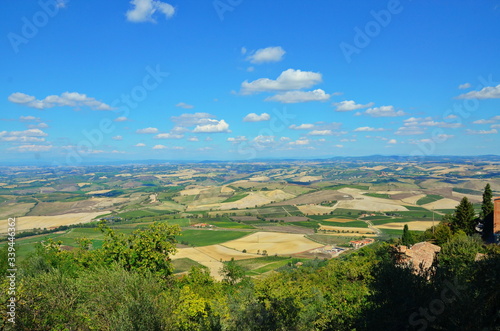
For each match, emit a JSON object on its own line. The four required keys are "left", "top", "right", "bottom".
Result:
{"left": 192, "top": 223, "right": 213, "bottom": 228}
{"left": 393, "top": 242, "right": 441, "bottom": 276}
{"left": 349, "top": 238, "right": 374, "bottom": 249}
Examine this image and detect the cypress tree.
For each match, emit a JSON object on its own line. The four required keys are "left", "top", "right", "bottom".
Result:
{"left": 481, "top": 183, "right": 494, "bottom": 238}
{"left": 401, "top": 224, "right": 414, "bottom": 246}
{"left": 452, "top": 197, "right": 476, "bottom": 235}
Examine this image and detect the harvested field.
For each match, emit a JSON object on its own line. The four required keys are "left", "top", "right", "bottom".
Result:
{"left": 0, "top": 202, "right": 36, "bottom": 219}
{"left": 252, "top": 224, "right": 314, "bottom": 234}
{"left": 323, "top": 218, "right": 356, "bottom": 223}
{"left": 297, "top": 204, "right": 336, "bottom": 215}
{"left": 220, "top": 185, "right": 235, "bottom": 193}
{"left": 401, "top": 194, "right": 426, "bottom": 204}
{"left": 231, "top": 216, "right": 259, "bottom": 221}
{"left": 3, "top": 211, "right": 108, "bottom": 232}
{"left": 451, "top": 191, "right": 482, "bottom": 203}
{"left": 188, "top": 190, "right": 295, "bottom": 211}
{"left": 375, "top": 221, "right": 435, "bottom": 231}
{"left": 172, "top": 245, "right": 259, "bottom": 280}
{"left": 223, "top": 231, "right": 323, "bottom": 255}
{"left": 249, "top": 176, "right": 270, "bottom": 182}
{"left": 336, "top": 188, "right": 409, "bottom": 211}
{"left": 272, "top": 190, "right": 351, "bottom": 206}
{"left": 27, "top": 198, "right": 128, "bottom": 216}
{"left": 422, "top": 198, "right": 459, "bottom": 210}
{"left": 86, "top": 189, "right": 112, "bottom": 195}
{"left": 295, "top": 175, "right": 322, "bottom": 182}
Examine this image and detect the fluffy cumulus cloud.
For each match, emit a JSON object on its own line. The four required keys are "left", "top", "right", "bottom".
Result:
{"left": 19, "top": 116, "right": 39, "bottom": 122}
{"left": 155, "top": 133, "right": 184, "bottom": 139}
{"left": 136, "top": 127, "right": 159, "bottom": 134}
{"left": 364, "top": 106, "right": 405, "bottom": 117}
{"left": 114, "top": 116, "right": 128, "bottom": 122}
{"left": 472, "top": 116, "right": 500, "bottom": 125}
{"left": 227, "top": 136, "right": 247, "bottom": 143}
{"left": 387, "top": 139, "right": 397, "bottom": 144}
{"left": 8, "top": 92, "right": 114, "bottom": 110}
{"left": 333, "top": 100, "right": 374, "bottom": 112}
{"left": 171, "top": 113, "right": 215, "bottom": 127}
{"left": 354, "top": 127, "right": 385, "bottom": 132}
{"left": 126, "top": 0, "right": 175, "bottom": 23}
{"left": 28, "top": 123, "right": 48, "bottom": 129}
{"left": 243, "top": 113, "right": 270, "bottom": 122}
{"left": 395, "top": 117, "right": 462, "bottom": 135}
{"left": 289, "top": 138, "right": 310, "bottom": 146}
{"left": 240, "top": 69, "right": 322, "bottom": 94}
{"left": 456, "top": 84, "right": 500, "bottom": 99}
{"left": 175, "top": 102, "right": 194, "bottom": 109}
{"left": 152, "top": 144, "right": 167, "bottom": 149}
{"left": 10, "top": 144, "right": 53, "bottom": 152}
{"left": 466, "top": 129, "right": 498, "bottom": 135}
{"left": 193, "top": 119, "right": 230, "bottom": 133}
{"left": 246, "top": 46, "right": 285, "bottom": 64}
{"left": 458, "top": 83, "right": 471, "bottom": 89}
{"left": 308, "top": 130, "right": 332, "bottom": 136}
{"left": 135, "top": 143, "right": 146, "bottom": 147}
{"left": 288, "top": 124, "right": 313, "bottom": 130}
{"left": 265, "top": 89, "right": 330, "bottom": 103}
{"left": 0, "top": 129, "right": 48, "bottom": 142}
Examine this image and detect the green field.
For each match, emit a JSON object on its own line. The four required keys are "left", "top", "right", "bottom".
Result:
{"left": 177, "top": 229, "right": 251, "bottom": 247}
{"left": 172, "top": 258, "right": 203, "bottom": 274}
{"left": 233, "top": 256, "right": 306, "bottom": 276}
{"left": 363, "top": 193, "right": 391, "bottom": 199}
{"left": 222, "top": 193, "right": 249, "bottom": 203}
{"left": 416, "top": 194, "right": 443, "bottom": 205}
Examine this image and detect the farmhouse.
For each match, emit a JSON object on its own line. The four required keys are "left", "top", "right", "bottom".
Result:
{"left": 393, "top": 242, "right": 441, "bottom": 275}
{"left": 349, "top": 238, "right": 374, "bottom": 249}
{"left": 192, "top": 223, "right": 213, "bottom": 228}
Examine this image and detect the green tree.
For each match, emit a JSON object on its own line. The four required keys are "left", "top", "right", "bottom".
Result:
{"left": 481, "top": 183, "right": 494, "bottom": 238}
{"left": 401, "top": 224, "right": 414, "bottom": 246}
{"left": 452, "top": 196, "right": 476, "bottom": 235}
{"left": 219, "top": 258, "right": 245, "bottom": 285}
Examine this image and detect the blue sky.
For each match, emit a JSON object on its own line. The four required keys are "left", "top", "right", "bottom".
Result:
{"left": 1, "top": 0, "right": 500, "bottom": 164}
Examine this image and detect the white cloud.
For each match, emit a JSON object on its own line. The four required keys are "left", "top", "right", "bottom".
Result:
{"left": 28, "top": 122, "right": 48, "bottom": 129}
{"left": 153, "top": 144, "right": 167, "bottom": 149}
{"left": 308, "top": 130, "right": 332, "bottom": 136}
{"left": 265, "top": 89, "right": 330, "bottom": 103}
{"left": 354, "top": 127, "right": 385, "bottom": 132}
{"left": 8, "top": 92, "right": 114, "bottom": 110}
{"left": 112, "top": 135, "right": 123, "bottom": 140}
{"left": 333, "top": 100, "right": 374, "bottom": 112}
{"left": 176, "top": 102, "right": 194, "bottom": 109}
{"left": 111, "top": 150, "right": 126, "bottom": 154}
{"left": 240, "top": 69, "right": 322, "bottom": 94}
{"left": 198, "top": 147, "right": 213, "bottom": 151}
{"left": 10, "top": 144, "right": 52, "bottom": 152}
{"left": 289, "top": 124, "right": 315, "bottom": 130}
{"left": 19, "top": 115, "right": 39, "bottom": 122}
{"left": 458, "top": 83, "right": 471, "bottom": 89}
{"left": 246, "top": 46, "right": 285, "bottom": 64}
{"left": 243, "top": 112, "right": 270, "bottom": 122}
{"left": 0, "top": 128, "right": 48, "bottom": 138}
{"left": 364, "top": 106, "right": 405, "bottom": 117}
{"left": 136, "top": 127, "right": 159, "bottom": 134}
{"left": 253, "top": 135, "right": 275, "bottom": 145}
{"left": 126, "top": 0, "right": 175, "bottom": 23}
{"left": 280, "top": 137, "right": 290, "bottom": 142}
{"left": 456, "top": 84, "right": 500, "bottom": 99}
{"left": 155, "top": 133, "right": 184, "bottom": 139}
{"left": 472, "top": 116, "right": 500, "bottom": 125}
{"left": 444, "top": 114, "right": 458, "bottom": 120}
{"left": 114, "top": 116, "right": 128, "bottom": 122}
{"left": 135, "top": 143, "right": 146, "bottom": 147}
{"left": 247, "top": 67, "right": 254, "bottom": 72}
{"left": 187, "top": 137, "right": 199, "bottom": 142}
{"left": 171, "top": 112, "right": 215, "bottom": 126}
{"left": 491, "top": 124, "right": 500, "bottom": 129}
{"left": 335, "top": 144, "right": 343, "bottom": 148}
{"left": 387, "top": 139, "right": 397, "bottom": 144}
{"left": 466, "top": 129, "right": 498, "bottom": 135}
{"left": 193, "top": 119, "right": 230, "bottom": 133}
{"left": 289, "top": 138, "right": 310, "bottom": 146}
{"left": 227, "top": 136, "right": 247, "bottom": 143}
